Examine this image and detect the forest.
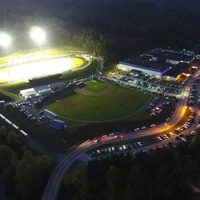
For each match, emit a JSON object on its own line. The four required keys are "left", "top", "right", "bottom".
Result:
{"left": 0, "top": 126, "right": 53, "bottom": 200}
{"left": 1, "top": 0, "right": 200, "bottom": 58}
{"left": 59, "top": 131, "right": 200, "bottom": 200}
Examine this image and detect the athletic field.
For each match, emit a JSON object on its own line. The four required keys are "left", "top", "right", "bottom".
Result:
{"left": 47, "top": 81, "right": 151, "bottom": 121}
{"left": 0, "top": 57, "right": 84, "bottom": 83}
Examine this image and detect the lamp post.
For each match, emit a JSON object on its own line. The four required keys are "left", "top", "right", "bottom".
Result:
{"left": 29, "top": 26, "right": 46, "bottom": 50}
{"left": 0, "top": 32, "right": 11, "bottom": 55}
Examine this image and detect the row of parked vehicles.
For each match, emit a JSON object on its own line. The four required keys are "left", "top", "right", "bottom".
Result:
{"left": 10, "top": 101, "right": 37, "bottom": 122}
{"left": 174, "top": 111, "right": 195, "bottom": 134}
{"left": 113, "top": 73, "right": 182, "bottom": 97}
{"left": 90, "top": 135, "right": 169, "bottom": 159}
{"left": 19, "top": 108, "right": 36, "bottom": 121}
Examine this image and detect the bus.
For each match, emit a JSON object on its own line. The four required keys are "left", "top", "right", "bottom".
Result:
{"left": 0, "top": 114, "right": 5, "bottom": 119}
{"left": 12, "top": 124, "right": 19, "bottom": 130}
{"left": 4, "top": 118, "right": 12, "bottom": 124}
{"left": 20, "top": 130, "right": 29, "bottom": 137}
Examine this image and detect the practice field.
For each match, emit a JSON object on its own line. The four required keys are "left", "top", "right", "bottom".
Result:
{"left": 47, "top": 81, "right": 152, "bottom": 121}
{"left": 0, "top": 57, "right": 84, "bottom": 83}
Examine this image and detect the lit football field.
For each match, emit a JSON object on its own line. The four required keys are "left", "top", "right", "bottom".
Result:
{"left": 0, "top": 57, "right": 84, "bottom": 82}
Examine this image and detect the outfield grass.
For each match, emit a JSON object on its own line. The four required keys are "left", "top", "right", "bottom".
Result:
{"left": 47, "top": 81, "right": 151, "bottom": 121}
{"left": 69, "top": 57, "right": 84, "bottom": 69}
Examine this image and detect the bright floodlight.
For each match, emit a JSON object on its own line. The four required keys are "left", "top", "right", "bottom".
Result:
{"left": 0, "top": 32, "right": 11, "bottom": 47}
{"left": 29, "top": 27, "right": 46, "bottom": 44}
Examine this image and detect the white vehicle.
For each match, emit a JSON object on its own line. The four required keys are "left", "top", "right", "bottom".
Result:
{"left": 150, "top": 124, "right": 156, "bottom": 127}
{"left": 141, "top": 126, "right": 147, "bottom": 130}
{"left": 137, "top": 142, "right": 142, "bottom": 147}
{"left": 27, "top": 114, "right": 33, "bottom": 118}
{"left": 157, "top": 136, "right": 162, "bottom": 141}
{"left": 75, "top": 81, "right": 83, "bottom": 86}
{"left": 168, "top": 132, "right": 174, "bottom": 136}
{"left": 180, "top": 137, "right": 187, "bottom": 142}
{"left": 163, "top": 134, "right": 168, "bottom": 139}
{"left": 109, "top": 133, "right": 115, "bottom": 136}
{"left": 118, "top": 146, "right": 123, "bottom": 151}
{"left": 31, "top": 117, "right": 36, "bottom": 121}
{"left": 101, "top": 135, "right": 107, "bottom": 138}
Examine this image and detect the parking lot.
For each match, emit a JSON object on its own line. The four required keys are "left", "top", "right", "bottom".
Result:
{"left": 106, "top": 72, "right": 182, "bottom": 98}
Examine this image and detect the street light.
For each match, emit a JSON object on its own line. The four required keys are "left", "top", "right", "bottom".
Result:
{"left": 29, "top": 26, "right": 46, "bottom": 50}
{"left": 0, "top": 32, "right": 11, "bottom": 55}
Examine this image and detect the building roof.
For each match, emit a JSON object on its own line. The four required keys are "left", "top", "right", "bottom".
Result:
{"left": 120, "top": 56, "right": 171, "bottom": 72}
{"left": 50, "top": 119, "right": 65, "bottom": 130}
{"left": 163, "top": 63, "right": 190, "bottom": 78}
{"left": 34, "top": 85, "right": 51, "bottom": 94}
{"left": 20, "top": 88, "right": 37, "bottom": 97}
{"left": 146, "top": 48, "right": 194, "bottom": 62}
{"left": 20, "top": 85, "right": 51, "bottom": 97}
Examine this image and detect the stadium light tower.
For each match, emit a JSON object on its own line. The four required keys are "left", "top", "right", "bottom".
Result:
{"left": 29, "top": 26, "right": 46, "bottom": 50}
{"left": 0, "top": 32, "right": 11, "bottom": 55}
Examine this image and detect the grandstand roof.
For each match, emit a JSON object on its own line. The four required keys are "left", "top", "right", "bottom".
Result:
{"left": 42, "top": 109, "right": 57, "bottom": 120}
{"left": 50, "top": 119, "right": 65, "bottom": 130}
{"left": 20, "top": 88, "right": 37, "bottom": 97}
{"left": 34, "top": 85, "right": 51, "bottom": 94}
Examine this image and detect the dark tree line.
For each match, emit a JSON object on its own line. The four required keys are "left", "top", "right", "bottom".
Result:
{"left": 59, "top": 130, "right": 200, "bottom": 200}
{"left": 0, "top": 126, "right": 53, "bottom": 200}
{"left": 73, "top": 28, "right": 115, "bottom": 59}
{"left": 1, "top": 0, "right": 200, "bottom": 59}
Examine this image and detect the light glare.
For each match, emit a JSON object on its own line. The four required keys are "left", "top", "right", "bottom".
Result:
{"left": 0, "top": 32, "right": 11, "bottom": 47}
{"left": 29, "top": 27, "right": 46, "bottom": 44}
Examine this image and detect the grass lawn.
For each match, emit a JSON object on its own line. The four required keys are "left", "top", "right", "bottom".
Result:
{"left": 0, "top": 82, "right": 29, "bottom": 100}
{"left": 47, "top": 81, "right": 151, "bottom": 121}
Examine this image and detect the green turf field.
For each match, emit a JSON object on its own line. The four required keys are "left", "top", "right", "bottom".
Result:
{"left": 47, "top": 81, "right": 151, "bottom": 121}
{"left": 0, "top": 47, "right": 86, "bottom": 83}
{"left": 0, "top": 46, "right": 83, "bottom": 65}
{"left": 69, "top": 57, "right": 84, "bottom": 69}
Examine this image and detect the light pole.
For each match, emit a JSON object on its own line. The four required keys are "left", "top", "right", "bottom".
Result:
{"left": 29, "top": 26, "right": 46, "bottom": 50}
{"left": 0, "top": 32, "right": 11, "bottom": 55}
